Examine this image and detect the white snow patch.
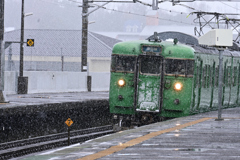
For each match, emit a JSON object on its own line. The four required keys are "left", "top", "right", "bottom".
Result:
{"left": 39, "top": 143, "right": 80, "bottom": 155}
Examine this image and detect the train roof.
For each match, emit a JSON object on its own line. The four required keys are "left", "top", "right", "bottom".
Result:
{"left": 147, "top": 31, "right": 240, "bottom": 57}
{"left": 191, "top": 45, "right": 240, "bottom": 57}
{"left": 112, "top": 31, "right": 240, "bottom": 59}
{"left": 112, "top": 40, "right": 195, "bottom": 59}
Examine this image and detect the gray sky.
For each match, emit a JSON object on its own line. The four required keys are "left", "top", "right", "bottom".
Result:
{"left": 5, "top": 0, "right": 240, "bottom": 31}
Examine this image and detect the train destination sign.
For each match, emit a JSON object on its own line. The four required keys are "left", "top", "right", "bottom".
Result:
{"left": 65, "top": 118, "right": 73, "bottom": 127}
{"left": 27, "top": 39, "right": 34, "bottom": 47}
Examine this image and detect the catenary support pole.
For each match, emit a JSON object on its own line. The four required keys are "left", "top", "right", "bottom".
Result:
{"left": 81, "top": 0, "right": 88, "bottom": 72}
{"left": 18, "top": 0, "right": 28, "bottom": 94}
{"left": 20, "top": 0, "right": 24, "bottom": 77}
{"left": 0, "top": 0, "right": 8, "bottom": 102}
{"left": 216, "top": 49, "right": 224, "bottom": 121}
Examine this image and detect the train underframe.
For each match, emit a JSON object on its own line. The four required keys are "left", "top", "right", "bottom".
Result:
{"left": 112, "top": 112, "right": 166, "bottom": 131}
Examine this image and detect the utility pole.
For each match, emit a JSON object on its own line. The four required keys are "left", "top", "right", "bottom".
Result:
{"left": 81, "top": 0, "right": 88, "bottom": 72}
{"left": 81, "top": 0, "right": 114, "bottom": 91}
{"left": 0, "top": 0, "right": 7, "bottom": 102}
{"left": 18, "top": 0, "right": 28, "bottom": 94}
{"left": 20, "top": 0, "right": 24, "bottom": 77}
{"left": 80, "top": 0, "right": 157, "bottom": 73}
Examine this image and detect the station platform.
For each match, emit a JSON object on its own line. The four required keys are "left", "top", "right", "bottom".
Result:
{"left": 17, "top": 107, "right": 240, "bottom": 160}
{"left": 0, "top": 92, "right": 110, "bottom": 143}
{"left": 2, "top": 91, "right": 109, "bottom": 108}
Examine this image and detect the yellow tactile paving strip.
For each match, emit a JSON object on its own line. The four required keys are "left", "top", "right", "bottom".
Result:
{"left": 77, "top": 117, "right": 212, "bottom": 160}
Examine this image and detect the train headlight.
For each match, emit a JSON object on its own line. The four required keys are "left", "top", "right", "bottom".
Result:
{"left": 118, "top": 79, "right": 125, "bottom": 87}
{"left": 174, "top": 83, "right": 182, "bottom": 91}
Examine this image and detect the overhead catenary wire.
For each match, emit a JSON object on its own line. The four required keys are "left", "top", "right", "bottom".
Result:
{"left": 41, "top": 0, "right": 239, "bottom": 27}
{"left": 48, "top": 0, "right": 199, "bottom": 19}
{"left": 86, "top": 0, "right": 196, "bottom": 25}
{"left": 99, "top": 6, "right": 195, "bottom": 26}
{"left": 219, "top": 1, "right": 240, "bottom": 12}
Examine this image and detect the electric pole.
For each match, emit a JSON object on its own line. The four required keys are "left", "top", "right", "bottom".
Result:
{"left": 18, "top": 0, "right": 28, "bottom": 94}
{"left": 0, "top": 0, "right": 7, "bottom": 102}
{"left": 20, "top": 0, "right": 24, "bottom": 77}
{"left": 81, "top": 0, "right": 88, "bottom": 72}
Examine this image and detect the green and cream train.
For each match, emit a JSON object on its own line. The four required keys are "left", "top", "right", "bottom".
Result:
{"left": 109, "top": 32, "right": 240, "bottom": 126}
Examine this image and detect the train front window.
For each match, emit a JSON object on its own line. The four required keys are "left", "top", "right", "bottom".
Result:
{"left": 111, "top": 55, "right": 136, "bottom": 72}
{"left": 140, "top": 56, "right": 162, "bottom": 75}
{"left": 165, "top": 59, "right": 194, "bottom": 76}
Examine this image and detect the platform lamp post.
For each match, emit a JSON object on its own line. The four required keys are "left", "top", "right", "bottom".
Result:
{"left": 199, "top": 29, "right": 233, "bottom": 121}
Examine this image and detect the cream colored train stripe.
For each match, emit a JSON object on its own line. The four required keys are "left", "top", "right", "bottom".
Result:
{"left": 77, "top": 117, "right": 212, "bottom": 160}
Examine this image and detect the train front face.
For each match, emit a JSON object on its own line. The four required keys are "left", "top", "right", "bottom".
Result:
{"left": 109, "top": 40, "right": 195, "bottom": 123}
{"left": 160, "top": 41, "right": 195, "bottom": 118}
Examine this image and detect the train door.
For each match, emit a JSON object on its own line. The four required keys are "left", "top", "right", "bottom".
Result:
{"left": 192, "top": 58, "right": 202, "bottom": 112}
{"left": 136, "top": 55, "right": 163, "bottom": 112}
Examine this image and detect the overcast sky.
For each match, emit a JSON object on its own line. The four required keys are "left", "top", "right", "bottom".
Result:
{"left": 5, "top": 0, "right": 240, "bottom": 31}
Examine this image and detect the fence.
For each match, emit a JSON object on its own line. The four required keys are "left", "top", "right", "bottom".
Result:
{"left": 4, "top": 71, "right": 110, "bottom": 94}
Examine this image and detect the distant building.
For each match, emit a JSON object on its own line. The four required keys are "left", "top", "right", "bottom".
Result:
{"left": 145, "top": 10, "right": 159, "bottom": 26}
{"left": 124, "top": 20, "right": 143, "bottom": 33}
{"left": 4, "top": 29, "right": 121, "bottom": 72}
{"left": 98, "top": 10, "right": 203, "bottom": 42}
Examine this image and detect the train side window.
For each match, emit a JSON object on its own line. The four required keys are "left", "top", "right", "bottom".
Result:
{"left": 211, "top": 65, "right": 215, "bottom": 87}
{"left": 202, "top": 66, "right": 206, "bottom": 88}
{"left": 215, "top": 66, "right": 219, "bottom": 87}
{"left": 209, "top": 65, "right": 212, "bottom": 88}
{"left": 227, "top": 66, "right": 231, "bottom": 86}
{"left": 233, "top": 67, "right": 238, "bottom": 86}
{"left": 202, "top": 65, "right": 211, "bottom": 88}
{"left": 224, "top": 66, "right": 229, "bottom": 87}
{"left": 195, "top": 65, "right": 199, "bottom": 88}
{"left": 207, "top": 65, "right": 210, "bottom": 88}
{"left": 186, "top": 60, "right": 194, "bottom": 75}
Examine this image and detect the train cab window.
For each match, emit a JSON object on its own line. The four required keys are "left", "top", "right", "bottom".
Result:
{"left": 140, "top": 56, "right": 162, "bottom": 74}
{"left": 165, "top": 59, "right": 194, "bottom": 76}
{"left": 111, "top": 55, "right": 136, "bottom": 72}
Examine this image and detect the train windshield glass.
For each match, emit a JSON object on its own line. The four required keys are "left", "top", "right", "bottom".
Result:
{"left": 111, "top": 55, "right": 136, "bottom": 72}
{"left": 140, "top": 56, "right": 162, "bottom": 74}
{"left": 165, "top": 59, "right": 194, "bottom": 75}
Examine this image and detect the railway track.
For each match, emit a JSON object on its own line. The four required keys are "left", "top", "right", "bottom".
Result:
{"left": 0, "top": 125, "right": 113, "bottom": 160}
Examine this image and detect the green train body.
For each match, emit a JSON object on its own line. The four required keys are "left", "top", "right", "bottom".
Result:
{"left": 109, "top": 32, "right": 240, "bottom": 126}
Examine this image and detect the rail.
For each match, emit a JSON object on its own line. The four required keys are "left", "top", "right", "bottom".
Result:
{"left": 0, "top": 125, "right": 113, "bottom": 160}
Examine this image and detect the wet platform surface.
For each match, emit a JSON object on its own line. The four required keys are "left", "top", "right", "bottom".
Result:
{"left": 17, "top": 107, "right": 240, "bottom": 160}
{"left": 1, "top": 92, "right": 109, "bottom": 108}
